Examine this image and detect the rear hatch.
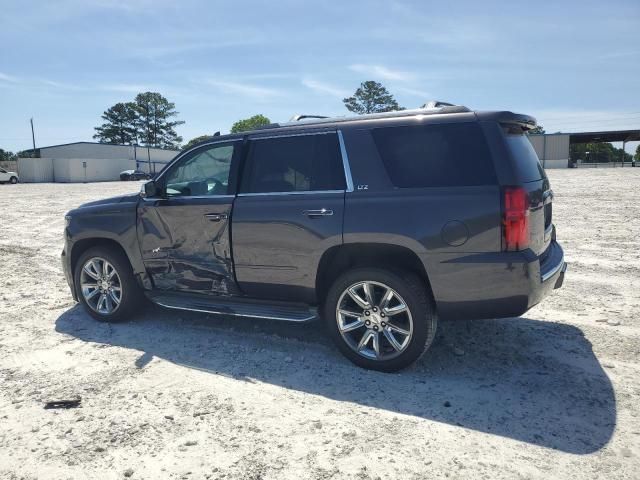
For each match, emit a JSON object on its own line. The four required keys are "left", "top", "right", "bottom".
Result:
{"left": 502, "top": 126, "right": 553, "bottom": 257}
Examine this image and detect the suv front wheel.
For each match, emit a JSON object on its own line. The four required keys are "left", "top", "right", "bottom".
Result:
{"left": 74, "top": 246, "right": 142, "bottom": 322}
{"left": 324, "top": 268, "right": 437, "bottom": 372}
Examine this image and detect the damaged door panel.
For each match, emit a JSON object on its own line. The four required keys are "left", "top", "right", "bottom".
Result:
{"left": 136, "top": 141, "right": 241, "bottom": 295}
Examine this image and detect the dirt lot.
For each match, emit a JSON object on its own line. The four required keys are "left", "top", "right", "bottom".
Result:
{"left": 0, "top": 169, "right": 638, "bottom": 480}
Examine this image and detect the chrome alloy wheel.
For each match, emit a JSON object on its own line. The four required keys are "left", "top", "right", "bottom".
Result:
{"left": 336, "top": 281, "right": 413, "bottom": 360}
{"left": 80, "top": 257, "right": 122, "bottom": 315}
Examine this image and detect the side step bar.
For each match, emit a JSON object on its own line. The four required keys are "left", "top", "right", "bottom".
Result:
{"left": 145, "top": 291, "right": 317, "bottom": 322}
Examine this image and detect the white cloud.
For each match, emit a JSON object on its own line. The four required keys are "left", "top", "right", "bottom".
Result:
{"left": 203, "top": 79, "right": 282, "bottom": 100}
{"left": 0, "top": 72, "right": 18, "bottom": 83}
{"left": 533, "top": 109, "right": 640, "bottom": 133}
{"left": 100, "top": 83, "right": 163, "bottom": 93}
{"left": 349, "top": 64, "right": 414, "bottom": 82}
{"left": 302, "top": 78, "right": 349, "bottom": 98}
{"left": 395, "top": 86, "right": 430, "bottom": 99}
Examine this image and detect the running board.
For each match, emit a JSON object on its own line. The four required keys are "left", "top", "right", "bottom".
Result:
{"left": 145, "top": 291, "right": 317, "bottom": 322}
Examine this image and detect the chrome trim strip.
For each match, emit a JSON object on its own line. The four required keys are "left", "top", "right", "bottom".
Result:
{"left": 142, "top": 194, "right": 235, "bottom": 201}
{"left": 337, "top": 130, "right": 354, "bottom": 193}
{"left": 541, "top": 254, "right": 565, "bottom": 282}
{"left": 152, "top": 300, "right": 317, "bottom": 322}
{"left": 237, "top": 190, "right": 344, "bottom": 197}
{"left": 249, "top": 131, "right": 335, "bottom": 140}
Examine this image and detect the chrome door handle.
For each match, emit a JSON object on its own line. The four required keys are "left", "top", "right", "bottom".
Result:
{"left": 303, "top": 208, "right": 333, "bottom": 217}
{"left": 204, "top": 213, "right": 228, "bottom": 222}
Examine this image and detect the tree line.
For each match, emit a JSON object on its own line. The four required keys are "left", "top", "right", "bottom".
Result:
{"left": 94, "top": 80, "right": 406, "bottom": 150}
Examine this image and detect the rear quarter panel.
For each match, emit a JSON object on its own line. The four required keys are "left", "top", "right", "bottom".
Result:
{"left": 341, "top": 124, "right": 509, "bottom": 320}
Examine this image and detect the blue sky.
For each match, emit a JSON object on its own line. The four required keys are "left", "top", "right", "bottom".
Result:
{"left": 1, "top": 0, "right": 639, "bottom": 152}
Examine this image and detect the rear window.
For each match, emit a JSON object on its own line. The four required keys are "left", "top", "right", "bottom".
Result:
{"left": 371, "top": 122, "right": 497, "bottom": 188}
{"left": 502, "top": 128, "right": 546, "bottom": 182}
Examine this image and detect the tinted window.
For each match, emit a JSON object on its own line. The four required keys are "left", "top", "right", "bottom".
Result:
{"left": 372, "top": 122, "right": 497, "bottom": 188}
{"left": 165, "top": 143, "right": 234, "bottom": 196}
{"left": 503, "top": 131, "right": 546, "bottom": 182}
{"left": 241, "top": 133, "right": 345, "bottom": 193}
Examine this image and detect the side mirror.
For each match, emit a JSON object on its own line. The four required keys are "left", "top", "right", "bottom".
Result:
{"left": 141, "top": 180, "right": 158, "bottom": 198}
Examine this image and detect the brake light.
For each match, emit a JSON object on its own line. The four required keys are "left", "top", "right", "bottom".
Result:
{"left": 503, "top": 187, "right": 529, "bottom": 251}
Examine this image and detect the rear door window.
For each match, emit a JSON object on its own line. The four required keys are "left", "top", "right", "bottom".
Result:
{"left": 372, "top": 122, "right": 497, "bottom": 188}
{"left": 241, "top": 132, "right": 346, "bottom": 193}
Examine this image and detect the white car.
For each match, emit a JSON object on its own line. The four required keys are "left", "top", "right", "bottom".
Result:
{"left": 0, "top": 167, "right": 19, "bottom": 184}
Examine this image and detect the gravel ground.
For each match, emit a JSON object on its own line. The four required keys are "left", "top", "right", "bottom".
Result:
{"left": 0, "top": 169, "right": 638, "bottom": 480}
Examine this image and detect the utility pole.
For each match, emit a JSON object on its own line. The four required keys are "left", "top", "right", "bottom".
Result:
{"left": 30, "top": 118, "right": 36, "bottom": 155}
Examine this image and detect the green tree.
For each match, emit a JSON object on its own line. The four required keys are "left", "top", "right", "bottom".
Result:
{"left": 635, "top": 145, "right": 640, "bottom": 161}
{"left": 183, "top": 135, "right": 213, "bottom": 150}
{"left": 134, "top": 92, "right": 185, "bottom": 148}
{"left": 0, "top": 148, "right": 17, "bottom": 162}
{"left": 230, "top": 114, "right": 271, "bottom": 133}
{"left": 343, "top": 81, "right": 403, "bottom": 114}
{"left": 570, "top": 142, "right": 632, "bottom": 164}
{"left": 93, "top": 102, "right": 138, "bottom": 144}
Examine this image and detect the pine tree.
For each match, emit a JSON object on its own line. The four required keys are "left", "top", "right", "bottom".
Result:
{"left": 93, "top": 102, "right": 138, "bottom": 144}
{"left": 343, "top": 81, "right": 403, "bottom": 114}
{"left": 134, "top": 92, "right": 184, "bottom": 149}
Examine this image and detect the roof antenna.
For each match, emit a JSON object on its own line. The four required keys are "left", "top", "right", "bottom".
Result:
{"left": 213, "top": 131, "right": 221, "bottom": 136}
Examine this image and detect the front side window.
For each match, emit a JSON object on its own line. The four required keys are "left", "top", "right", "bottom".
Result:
{"left": 164, "top": 143, "right": 235, "bottom": 196}
{"left": 372, "top": 122, "right": 497, "bottom": 188}
{"left": 240, "top": 133, "right": 345, "bottom": 194}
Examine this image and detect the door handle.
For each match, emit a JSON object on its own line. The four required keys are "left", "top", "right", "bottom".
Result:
{"left": 204, "top": 213, "right": 228, "bottom": 222}
{"left": 303, "top": 208, "right": 333, "bottom": 217}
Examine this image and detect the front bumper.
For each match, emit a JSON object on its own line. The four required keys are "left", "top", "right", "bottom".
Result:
{"left": 61, "top": 235, "right": 77, "bottom": 301}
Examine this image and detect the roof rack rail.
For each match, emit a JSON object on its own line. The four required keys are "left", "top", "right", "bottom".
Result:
{"left": 253, "top": 102, "right": 471, "bottom": 132}
{"left": 421, "top": 100, "right": 458, "bottom": 109}
{"left": 289, "top": 114, "right": 329, "bottom": 122}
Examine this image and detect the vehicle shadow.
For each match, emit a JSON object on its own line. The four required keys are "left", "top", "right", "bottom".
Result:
{"left": 55, "top": 304, "right": 615, "bottom": 454}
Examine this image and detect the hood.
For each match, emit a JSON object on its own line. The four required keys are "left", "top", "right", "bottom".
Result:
{"left": 78, "top": 193, "right": 140, "bottom": 209}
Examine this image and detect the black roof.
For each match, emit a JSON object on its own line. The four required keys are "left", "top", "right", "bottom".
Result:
{"left": 185, "top": 106, "right": 537, "bottom": 152}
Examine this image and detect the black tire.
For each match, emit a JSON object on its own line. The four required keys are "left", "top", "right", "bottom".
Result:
{"left": 9, "top": 176, "right": 18, "bottom": 184}
{"left": 74, "top": 246, "right": 142, "bottom": 322}
{"left": 324, "top": 268, "right": 437, "bottom": 372}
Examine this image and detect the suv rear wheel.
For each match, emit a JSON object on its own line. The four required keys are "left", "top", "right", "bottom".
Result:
{"left": 74, "top": 246, "right": 142, "bottom": 322}
{"left": 324, "top": 268, "right": 437, "bottom": 372}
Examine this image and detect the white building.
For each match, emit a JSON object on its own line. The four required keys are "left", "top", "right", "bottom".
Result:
{"left": 18, "top": 142, "right": 179, "bottom": 183}
{"left": 527, "top": 134, "right": 570, "bottom": 169}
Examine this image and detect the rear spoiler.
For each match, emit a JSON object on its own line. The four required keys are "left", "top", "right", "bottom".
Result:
{"left": 476, "top": 111, "right": 538, "bottom": 131}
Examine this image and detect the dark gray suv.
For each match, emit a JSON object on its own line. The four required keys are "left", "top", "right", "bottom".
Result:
{"left": 62, "top": 104, "right": 566, "bottom": 371}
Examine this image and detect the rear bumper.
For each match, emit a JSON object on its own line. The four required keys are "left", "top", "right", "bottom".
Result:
{"left": 426, "top": 240, "right": 567, "bottom": 321}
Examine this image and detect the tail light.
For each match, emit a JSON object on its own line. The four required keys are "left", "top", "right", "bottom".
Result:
{"left": 503, "top": 187, "right": 529, "bottom": 251}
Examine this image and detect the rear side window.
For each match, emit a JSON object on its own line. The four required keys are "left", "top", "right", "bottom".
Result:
{"left": 502, "top": 128, "right": 546, "bottom": 182}
{"left": 241, "top": 133, "right": 345, "bottom": 193}
{"left": 372, "top": 122, "right": 497, "bottom": 188}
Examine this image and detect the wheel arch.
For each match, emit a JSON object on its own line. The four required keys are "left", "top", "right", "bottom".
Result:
{"left": 315, "top": 243, "right": 434, "bottom": 307}
{"left": 70, "top": 238, "right": 133, "bottom": 282}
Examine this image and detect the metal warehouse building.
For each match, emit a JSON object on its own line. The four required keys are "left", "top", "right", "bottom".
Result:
{"left": 18, "top": 142, "right": 179, "bottom": 183}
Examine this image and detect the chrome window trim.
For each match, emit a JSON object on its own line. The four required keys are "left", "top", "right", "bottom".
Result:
{"left": 237, "top": 190, "right": 344, "bottom": 197}
{"left": 337, "top": 130, "right": 354, "bottom": 193}
{"left": 142, "top": 194, "right": 235, "bottom": 201}
{"left": 248, "top": 130, "right": 335, "bottom": 140}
